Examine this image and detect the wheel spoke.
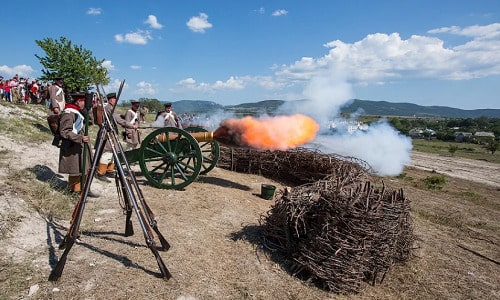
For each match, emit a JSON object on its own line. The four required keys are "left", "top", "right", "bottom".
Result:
{"left": 173, "top": 163, "right": 190, "bottom": 181}
{"left": 176, "top": 159, "right": 197, "bottom": 172}
{"left": 150, "top": 161, "right": 167, "bottom": 173}
{"left": 139, "top": 127, "right": 202, "bottom": 189}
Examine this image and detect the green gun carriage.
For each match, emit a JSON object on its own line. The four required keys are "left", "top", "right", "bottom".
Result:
{"left": 121, "top": 126, "right": 220, "bottom": 190}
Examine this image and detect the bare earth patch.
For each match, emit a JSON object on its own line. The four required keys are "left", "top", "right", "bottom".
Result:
{"left": 410, "top": 151, "right": 500, "bottom": 187}
{"left": 0, "top": 103, "right": 499, "bottom": 299}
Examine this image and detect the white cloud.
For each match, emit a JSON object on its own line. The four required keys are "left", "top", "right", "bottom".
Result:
{"left": 102, "top": 60, "right": 115, "bottom": 71}
{"left": 187, "top": 13, "right": 213, "bottom": 33}
{"left": 87, "top": 8, "right": 101, "bottom": 15}
{"left": 114, "top": 30, "right": 152, "bottom": 45}
{"left": 258, "top": 7, "right": 265, "bottom": 14}
{"left": 135, "top": 81, "right": 156, "bottom": 95}
{"left": 254, "top": 76, "right": 287, "bottom": 90}
{"left": 177, "top": 77, "right": 196, "bottom": 86}
{"left": 213, "top": 76, "right": 244, "bottom": 90}
{"left": 130, "top": 65, "right": 142, "bottom": 70}
{"left": 145, "top": 15, "right": 163, "bottom": 29}
{"left": 272, "top": 9, "right": 288, "bottom": 16}
{"left": 273, "top": 23, "right": 500, "bottom": 86}
{"left": 428, "top": 23, "right": 500, "bottom": 39}
{"left": 175, "top": 76, "right": 245, "bottom": 92}
{"left": 103, "top": 79, "right": 127, "bottom": 96}
{"left": 0, "top": 64, "right": 34, "bottom": 78}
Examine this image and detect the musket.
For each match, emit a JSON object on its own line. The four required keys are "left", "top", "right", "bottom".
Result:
{"left": 97, "top": 84, "right": 171, "bottom": 276}
{"left": 80, "top": 92, "right": 94, "bottom": 188}
{"left": 98, "top": 81, "right": 169, "bottom": 249}
{"left": 49, "top": 95, "right": 110, "bottom": 281}
{"left": 49, "top": 80, "right": 171, "bottom": 281}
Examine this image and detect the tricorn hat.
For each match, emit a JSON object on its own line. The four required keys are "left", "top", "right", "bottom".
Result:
{"left": 54, "top": 77, "right": 64, "bottom": 81}
{"left": 106, "top": 92, "right": 116, "bottom": 99}
{"left": 130, "top": 100, "right": 140, "bottom": 106}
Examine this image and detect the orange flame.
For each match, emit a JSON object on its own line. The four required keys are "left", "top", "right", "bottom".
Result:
{"left": 215, "top": 114, "right": 319, "bottom": 150}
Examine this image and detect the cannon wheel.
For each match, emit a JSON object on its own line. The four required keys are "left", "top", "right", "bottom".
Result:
{"left": 138, "top": 127, "right": 202, "bottom": 189}
{"left": 184, "top": 126, "right": 220, "bottom": 175}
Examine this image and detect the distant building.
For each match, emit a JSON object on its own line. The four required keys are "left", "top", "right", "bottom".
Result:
{"left": 474, "top": 132, "right": 495, "bottom": 138}
{"left": 455, "top": 132, "right": 473, "bottom": 142}
{"left": 328, "top": 120, "right": 368, "bottom": 134}
{"left": 408, "top": 128, "right": 424, "bottom": 138}
{"left": 408, "top": 128, "right": 435, "bottom": 139}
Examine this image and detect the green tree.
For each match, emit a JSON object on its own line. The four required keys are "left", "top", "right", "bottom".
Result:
{"left": 35, "top": 36, "right": 109, "bottom": 92}
{"left": 136, "top": 98, "right": 164, "bottom": 113}
{"left": 484, "top": 139, "right": 499, "bottom": 155}
{"left": 476, "top": 116, "right": 489, "bottom": 129}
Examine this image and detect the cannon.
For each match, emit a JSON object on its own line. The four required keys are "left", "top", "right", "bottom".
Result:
{"left": 121, "top": 126, "right": 220, "bottom": 190}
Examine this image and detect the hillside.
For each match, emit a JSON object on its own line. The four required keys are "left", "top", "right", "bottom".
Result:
{"left": 168, "top": 99, "right": 500, "bottom": 118}
{"left": 343, "top": 99, "right": 500, "bottom": 118}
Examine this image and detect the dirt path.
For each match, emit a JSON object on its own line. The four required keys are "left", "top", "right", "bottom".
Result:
{"left": 409, "top": 151, "right": 500, "bottom": 188}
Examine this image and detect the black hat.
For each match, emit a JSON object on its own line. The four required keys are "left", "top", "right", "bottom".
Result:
{"left": 164, "top": 102, "right": 172, "bottom": 107}
{"left": 68, "top": 92, "right": 86, "bottom": 103}
{"left": 131, "top": 101, "right": 140, "bottom": 106}
{"left": 54, "top": 77, "right": 64, "bottom": 81}
{"left": 106, "top": 93, "right": 116, "bottom": 99}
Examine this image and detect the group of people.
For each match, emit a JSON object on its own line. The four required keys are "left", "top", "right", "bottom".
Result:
{"left": 1, "top": 74, "right": 48, "bottom": 104}
{"left": 48, "top": 77, "right": 183, "bottom": 197}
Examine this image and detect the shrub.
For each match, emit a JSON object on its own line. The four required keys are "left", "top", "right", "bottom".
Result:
{"left": 423, "top": 175, "right": 446, "bottom": 190}
{"left": 448, "top": 144, "right": 459, "bottom": 156}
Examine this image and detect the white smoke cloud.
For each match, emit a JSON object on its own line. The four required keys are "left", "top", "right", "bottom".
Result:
{"left": 277, "top": 67, "right": 412, "bottom": 176}
{"left": 313, "top": 121, "right": 412, "bottom": 176}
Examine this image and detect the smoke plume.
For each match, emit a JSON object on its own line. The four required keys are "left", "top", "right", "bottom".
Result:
{"left": 281, "top": 69, "right": 412, "bottom": 176}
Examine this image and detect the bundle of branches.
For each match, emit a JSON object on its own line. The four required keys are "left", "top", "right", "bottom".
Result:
{"left": 217, "top": 146, "right": 371, "bottom": 186}
{"left": 259, "top": 178, "right": 414, "bottom": 294}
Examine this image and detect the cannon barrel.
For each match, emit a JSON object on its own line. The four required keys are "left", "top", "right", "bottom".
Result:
{"left": 155, "top": 127, "right": 238, "bottom": 147}
{"left": 155, "top": 131, "right": 214, "bottom": 143}
{"left": 188, "top": 131, "right": 215, "bottom": 143}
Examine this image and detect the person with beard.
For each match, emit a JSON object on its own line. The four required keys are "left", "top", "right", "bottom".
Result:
{"left": 58, "top": 92, "right": 99, "bottom": 197}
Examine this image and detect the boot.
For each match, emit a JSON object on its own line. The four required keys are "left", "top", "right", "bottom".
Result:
{"left": 105, "top": 163, "right": 116, "bottom": 178}
{"left": 67, "top": 175, "right": 81, "bottom": 193}
{"left": 96, "top": 163, "right": 111, "bottom": 182}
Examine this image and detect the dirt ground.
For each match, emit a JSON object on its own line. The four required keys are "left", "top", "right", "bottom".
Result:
{"left": 0, "top": 103, "right": 499, "bottom": 300}
{"left": 409, "top": 151, "right": 500, "bottom": 187}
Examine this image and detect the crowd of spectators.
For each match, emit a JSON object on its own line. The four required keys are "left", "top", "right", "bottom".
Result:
{"left": 0, "top": 74, "right": 49, "bottom": 105}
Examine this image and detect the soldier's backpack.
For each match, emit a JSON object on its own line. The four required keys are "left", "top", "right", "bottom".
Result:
{"left": 47, "top": 114, "right": 60, "bottom": 136}
{"left": 47, "top": 114, "right": 62, "bottom": 147}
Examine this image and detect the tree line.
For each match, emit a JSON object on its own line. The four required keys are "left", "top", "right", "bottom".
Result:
{"left": 388, "top": 116, "right": 500, "bottom": 141}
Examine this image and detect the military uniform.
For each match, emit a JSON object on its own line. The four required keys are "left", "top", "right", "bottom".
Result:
{"left": 58, "top": 94, "right": 92, "bottom": 194}
{"left": 48, "top": 77, "right": 65, "bottom": 115}
{"left": 95, "top": 93, "right": 128, "bottom": 181}
{"left": 123, "top": 101, "right": 141, "bottom": 150}
{"left": 157, "top": 102, "right": 182, "bottom": 128}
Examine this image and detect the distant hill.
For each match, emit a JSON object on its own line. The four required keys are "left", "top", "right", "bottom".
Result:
{"left": 342, "top": 99, "right": 500, "bottom": 118}
{"left": 166, "top": 99, "right": 500, "bottom": 118}
{"left": 169, "top": 100, "right": 224, "bottom": 113}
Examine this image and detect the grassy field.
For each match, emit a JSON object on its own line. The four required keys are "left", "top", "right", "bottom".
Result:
{"left": 412, "top": 138, "right": 500, "bottom": 163}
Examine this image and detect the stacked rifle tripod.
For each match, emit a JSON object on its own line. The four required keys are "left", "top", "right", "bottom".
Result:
{"left": 49, "top": 81, "right": 172, "bottom": 281}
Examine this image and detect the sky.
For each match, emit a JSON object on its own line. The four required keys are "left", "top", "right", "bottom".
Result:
{"left": 2, "top": 0, "right": 499, "bottom": 110}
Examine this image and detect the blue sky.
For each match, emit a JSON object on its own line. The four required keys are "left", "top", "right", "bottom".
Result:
{"left": 2, "top": 0, "right": 499, "bottom": 109}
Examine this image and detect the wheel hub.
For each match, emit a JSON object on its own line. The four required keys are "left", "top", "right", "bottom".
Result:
{"left": 162, "top": 152, "right": 177, "bottom": 164}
